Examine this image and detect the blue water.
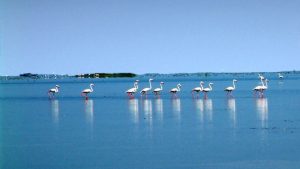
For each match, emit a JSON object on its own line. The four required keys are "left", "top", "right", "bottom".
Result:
{"left": 1, "top": 78, "right": 300, "bottom": 169}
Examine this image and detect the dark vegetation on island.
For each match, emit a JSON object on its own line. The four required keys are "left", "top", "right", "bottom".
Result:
{"left": 3, "top": 72, "right": 137, "bottom": 80}
{"left": 75, "top": 73, "right": 136, "bottom": 78}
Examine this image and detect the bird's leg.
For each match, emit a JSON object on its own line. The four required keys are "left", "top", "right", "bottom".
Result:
{"left": 258, "top": 91, "right": 262, "bottom": 98}
{"left": 191, "top": 91, "right": 194, "bottom": 99}
{"left": 253, "top": 91, "right": 257, "bottom": 97}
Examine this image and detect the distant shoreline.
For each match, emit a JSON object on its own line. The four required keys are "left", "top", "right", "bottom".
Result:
{"left": 0, "top": 71, "right": 299, "bottom": 81}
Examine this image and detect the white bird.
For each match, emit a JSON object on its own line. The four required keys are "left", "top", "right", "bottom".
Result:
{"left": 81, "top": 83, "right": 95, "bottom": 99}
{"left": 140, "top": 79, "right": 153, "bottom": 97}
{"left": 153, "top": 82, "right": 164, "bottom": 97}
{"left": 278, "top": 73, "right": 284, "bottom": 79}
{"left": 224, "top": 79, "right": 237, "bottom": 97}
{"left": 203, "top": 83, "right": 213, "bottom": 99}
{"left": 253, "top": 78, "right": 268, "bottom": 97}
{"left": 48, "top": 85, "right": 60, "bottom": 99}
{"left": 191, "top": 81, "right": 204, "bottom": 98}
{"left": 259, "top": 79, "right": 269, "bottom": 97}
{"left": 126, "top": 80, "right": 139, "bottom": 98}
{"left": 170, "top": 84, "right": 181, "bottom": 98}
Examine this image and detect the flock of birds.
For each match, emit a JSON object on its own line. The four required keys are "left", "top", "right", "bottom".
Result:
{"left": 48, "top": 73, "right": 283, "bottom": 99}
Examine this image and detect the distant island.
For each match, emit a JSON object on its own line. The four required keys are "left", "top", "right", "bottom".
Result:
{"left": 7, "top": 72, "right": 137, "bottom": 80}
{"left": 1, "top": 71, "right": 300, "bottom": 81}
{"left": 74, "top": 73, "right": 136, "bottom": 78}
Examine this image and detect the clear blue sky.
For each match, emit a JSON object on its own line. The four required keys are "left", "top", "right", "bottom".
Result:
{"left": 1, "top": 0, "right": 300, "bottom": 75}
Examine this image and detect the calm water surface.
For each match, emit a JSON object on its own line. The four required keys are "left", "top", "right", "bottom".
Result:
{"left": 0, "top": 78, "right": 300, "bottom": 169}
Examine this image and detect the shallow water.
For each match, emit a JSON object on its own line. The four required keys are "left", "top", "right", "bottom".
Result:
{"left": 1, "top": 78, "right": 300, "bottom": 169}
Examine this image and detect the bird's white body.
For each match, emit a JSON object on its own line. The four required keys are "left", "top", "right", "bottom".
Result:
{"left": 49, "top": 86, "right": 60, "bottom": 93}
{"left": 48, "top": 85, "right": 60, "bottom": 98}
{"left": 192, "top": 81, "right": 204, "bottom": 92}
{"left": 153, "top": 82, "right": 164, "bottom": 96}
{"left": 253, "top": 77, "right": 265, "bottom": 91}
{"left": 82, "top": 88, "right": 93, "bottom": 93}
{"left": 225, "top": 79, "right": 237, "bottom": 92}
{"left": 126, "top": 80, "right": 139, "bottom": 98}
{"left": 192, "top": 81, "right": 204, "bottom": 98}
{"left": 140, "top": 79, "right": 153, "bottom": 97}
{"left": 253, "top": 78, "right": 268, "bottom": 97}
{"left": 278, "top": 73, "right": 284, "bottom": 79}
{"left": 81, "top": 84, "right": 95, "bottom": 99}
{"left": 203, "top": 83, "right": 213, "bottom": 99}
{"left": 170, "top": 84, "right": 181, "bottom": 98}
{"left": 203, "top": 83, "right": 213, "bottom": 92}
{"left": 170, "top": 84, "right": 181, "bottom": 93}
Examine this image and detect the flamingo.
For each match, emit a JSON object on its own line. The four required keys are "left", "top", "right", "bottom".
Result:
{"left": 153, "top": 82, "right": 164, "bottom": 97}
{"left": 170, "top": 84, "right": 181, "bottom": 98}
{"left": 81, "top": 83, "right": 95, "bottom": 100}
{"left": 259, "top": 79, "right": 269, "bottom": 97}
{"left": 224, "top": 79, "right": 237, "bottom": 97}
{"left": 278, "top": 73, "right": 284, "bottom": 79}
{"left": 191, "top": 81, "right": 204, "bottom": 98}
{"left": 126, "top": 80, "right": 139, "bottom": 98}
{"left": 48, "top": 85, "right": 60, "bottom": 99}
{"left": 253, "top": 78, "right": 268, "bottom": 97}
{"left": 140, "top": 79, "right": 153, "bottom": 98}
{"left": 203, "top": 83, "right": 213, "bottom": 99}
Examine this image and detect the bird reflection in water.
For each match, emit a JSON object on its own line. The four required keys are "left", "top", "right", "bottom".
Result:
{"left": 142, "top": 99, "right": 153, "bottom": 136}
{"left": 155, "top": 98, "right": 163, "bottom": 121}
{"left": 172, "top": 98, "right": 181, "bottom": 121}
{"left": 142, "top": 99, "right": 153, "bottom": 123}
{"left": 194, "top": 99, "right": 204, "bottom": 122}
{"left": 256, "top": 98, "right": 268, "bottom": 128}
{"left": 84, "top": 99, "right": 94, "bottom": 126}
{"left": 204, "top": 99, "right": 213, "bottom": 122}
{"left": 227, "top": 98, "right": 236, "bottom": 128}
{"left": 51, "top": 99, "right": 59, "bottom": 124}
{"left": 128, "top": 99, "right": 139, "bottom": 123}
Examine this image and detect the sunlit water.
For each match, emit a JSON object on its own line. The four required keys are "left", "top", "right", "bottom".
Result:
{"left": 1, "top": 78, "right": 300, "bottom": 169}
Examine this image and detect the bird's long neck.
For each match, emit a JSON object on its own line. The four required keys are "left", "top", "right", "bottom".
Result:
{"left": 177, "top": 85, "right": 181, "bottom": 91}
{"left": 260, "top": 78, "right": 265, "bottom": 86}
{"left": 55, "top": 87, "right": 59, "bottom": 92}
{"left": 149, "top": 80, "right": 152, "bottom": 89}
{"left": 264, "top": 80, "right": 268, "bottom": 88}
{"left": 135, "top": 83, "right": 138, "bottom": 89}
{"left": 90, "top": 85, "right": 94, "bottom": 92}
{"left": 233, "top": 81, "right": 236, "bottom": 89}
{"left": 209, "top": 84, "right": 213, "bottom": 90}
{"left": 200, "top": 83, "right": 204, "bottom": 90}
{"left": 160, "top": 83, "right": 163, "bottom": 90}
